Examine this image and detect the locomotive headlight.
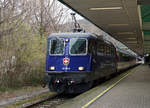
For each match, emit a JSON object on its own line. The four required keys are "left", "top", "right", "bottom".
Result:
{"left": 49, "top": 66, "right": 55, "bottom": 70}
{"left": 65, "top": 39, "right": 69, "bottom": 42}
{"left": 78, "top": 66, "right": 84, "bottom": 71}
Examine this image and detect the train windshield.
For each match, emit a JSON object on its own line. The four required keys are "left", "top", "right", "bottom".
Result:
{"left": 49, "top": 39, "right": 64, "bottom": 55}
{"left": 70, "top": 38, "right": 87, "bottom": 55}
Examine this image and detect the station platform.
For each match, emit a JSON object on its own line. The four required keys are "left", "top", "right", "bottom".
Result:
{"left": 57, "top": 65, "right": 150, "bottom": 108}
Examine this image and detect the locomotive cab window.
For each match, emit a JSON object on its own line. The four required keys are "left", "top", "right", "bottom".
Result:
{"left": 49, "top": 39, "right": 64, "bottom": 55}
{"left": 70, "top": 38, "right": 87, "bottom": 55}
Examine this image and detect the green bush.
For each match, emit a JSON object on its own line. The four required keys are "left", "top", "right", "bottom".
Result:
{"left": 0, "top": 24, "right": 47, "bottom": 91}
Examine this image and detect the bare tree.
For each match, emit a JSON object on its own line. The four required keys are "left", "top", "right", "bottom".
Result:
{"left": 0, "top": 0, "right": 30, "bottom": 38}
{"left": 26, "top": 0, "right": 69, "bottom": 37}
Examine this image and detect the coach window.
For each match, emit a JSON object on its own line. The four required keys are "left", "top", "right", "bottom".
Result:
{"left": 103, "top": 45, "right": 107, "bottom": 55}
{"left": 49, "top": 39, "right": 64, "bottom": 55}
{"left": 113, "top": 48, "right": 116, "bottom": 56}
{"left": 106, "top": 46, "right": 109, "bottom": 55}
{"left": 111, "top": 47, "right": 114, "bottom": 56}
{"left": 97, "top": 43, "right": 104, "bottom": 56}
{"left": 110, "top": 47, "right": 113, "bottom": 56}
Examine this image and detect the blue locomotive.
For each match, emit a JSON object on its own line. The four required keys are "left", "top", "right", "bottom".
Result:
{"left": 43, "top": 32, "right": 136, "bottom": 93}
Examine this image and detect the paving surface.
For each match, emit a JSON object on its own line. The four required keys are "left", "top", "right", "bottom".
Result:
{"left": 90, "top": 65, "right": 150, "bottom": 108}
{"left": 57, "top": 65, "right": 150, "bottom": 108}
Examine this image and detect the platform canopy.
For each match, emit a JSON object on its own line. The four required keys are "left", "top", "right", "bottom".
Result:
{"left": 138, "top": 0, "right": 150, "bottom": 5}
{"left": 58, "top": 0, "right": 150, "bottom": 55}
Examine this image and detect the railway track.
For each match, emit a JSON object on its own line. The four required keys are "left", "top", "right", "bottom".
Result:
{"left": 29, "top": 94, "right": 78, "bottom": 108}
{"left": 3, "top": 66, "right": 138, "bottom": 108}
{"left": 4, "top": 89, "right": 78, "bottom": 108}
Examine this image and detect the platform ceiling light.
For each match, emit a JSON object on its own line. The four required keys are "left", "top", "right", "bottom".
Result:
{"left": 108, "top": 24, "right": 129, "bottom": 26}
{"left": 127, "top": 38, "right": 136, "bottom": 40}
{"left": 117, "top": 32, "right": 135, "bottom": 35}
{"left": 89, "top": 7, "right": 123, "bottom": 11}
{"left": 126, "top": 41, "right": 137, "bottom": 44}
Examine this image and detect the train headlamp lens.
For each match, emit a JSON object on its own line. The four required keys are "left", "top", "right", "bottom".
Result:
{"left": 78, "top": 67, "right": 84, "bottom": 71}
{"left": 49, "top": 66, "right": 55, "bottom": 70}
{"left": 65, "top": 39, "right": 69, "bottom": 42}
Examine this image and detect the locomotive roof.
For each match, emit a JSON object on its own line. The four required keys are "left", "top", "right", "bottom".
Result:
{"left": 48, "top": 32, "right": 97, "bottom": 38}
{"left": 48, "top": 32, "right": 114, "bottom": 46}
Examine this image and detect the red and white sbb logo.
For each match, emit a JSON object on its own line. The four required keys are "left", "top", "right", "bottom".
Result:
{"left": 63, "top": 58, "right": 70, "bottom": 65}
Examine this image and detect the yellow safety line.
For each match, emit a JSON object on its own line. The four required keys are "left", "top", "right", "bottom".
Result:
{"left": 81, "top": 71, "right": 133, "bottom": 108}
